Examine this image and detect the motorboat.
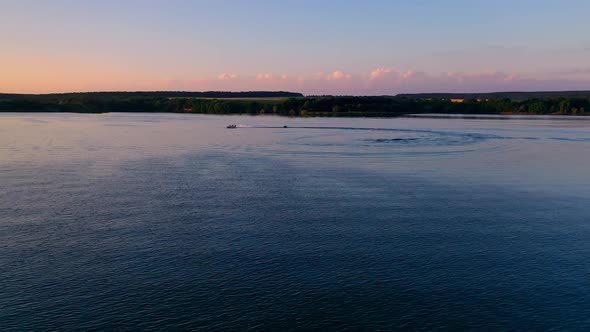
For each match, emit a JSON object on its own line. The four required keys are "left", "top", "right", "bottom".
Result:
{"left": 226, "top": 124, "right": 237, "bottom": 129}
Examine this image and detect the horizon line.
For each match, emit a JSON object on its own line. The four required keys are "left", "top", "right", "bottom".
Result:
{"left": 3, "top": 89, "right": 590, "bottom": 97}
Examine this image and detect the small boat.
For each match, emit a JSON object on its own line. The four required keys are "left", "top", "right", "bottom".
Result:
{"left": 226, "top": 124, "right": 237, "bottom": 129}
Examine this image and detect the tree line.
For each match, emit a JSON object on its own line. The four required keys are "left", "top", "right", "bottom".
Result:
{"left": 0, "top": 94, "right": 588, "bottom": 116}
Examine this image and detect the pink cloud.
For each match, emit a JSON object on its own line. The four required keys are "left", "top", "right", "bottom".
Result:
{"left": 314, "top": 70, "right": 353, "bottom": 80}
{"left": 363, "top": 69, "right": 536, "bottom": 94}
{"left": 217, "top": 73, "right": 238, "bottom": 80}
{"left": 330, "top": 70, "right": 352, "bottom": 80}
{"left": 368, "top": 68, "right": 426, "bottom": 82}
{"left": 369, "top": 67, "right": 394, "bottom": 80}
{"left": 255, "top": 73, "right": 301, "bottom": 84}
{"left": 256, "top": 73, "right": 273, "bottom": 80}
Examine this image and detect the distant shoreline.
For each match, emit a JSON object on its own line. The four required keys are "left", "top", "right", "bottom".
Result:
{"left": 405, "top": 113, "right": 590, "bottom": 120}
{"left": 1, "top": 92, "right": 588, "bottom": 117}
{"left": 2, "top": 112, "right": 589, "bottom": 120}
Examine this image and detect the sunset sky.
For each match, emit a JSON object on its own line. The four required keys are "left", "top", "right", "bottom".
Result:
{"left": 2, "top": 0, "right": 590, "bottom": 95}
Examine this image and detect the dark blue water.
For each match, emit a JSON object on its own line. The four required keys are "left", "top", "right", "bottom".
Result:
{"left": 1, "top": 113, "right": 590, "bottom": 330}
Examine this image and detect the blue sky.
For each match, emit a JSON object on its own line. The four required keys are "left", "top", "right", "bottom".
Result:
{"left": 2, "top": 0, "right": 590, "bottom": 94}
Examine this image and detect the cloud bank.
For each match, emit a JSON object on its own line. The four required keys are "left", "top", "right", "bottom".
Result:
{"left": 5, "top": 68, "right": 590, "bottom": 95}
{"left": 138, "top": 68, "right": 590, "bottom": 95}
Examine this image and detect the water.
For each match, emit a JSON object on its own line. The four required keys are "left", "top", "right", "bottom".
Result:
{"left": 1, "top": 113, "right": 590, "bottom": 330}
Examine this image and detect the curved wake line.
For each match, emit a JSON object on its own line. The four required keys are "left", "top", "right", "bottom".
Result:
{"left": 235, "top": 126, "right": 589, "bottom": 143}
{"left": 238, "top": 126, "right": 501, "bottom": 140}
{"left": 238, "top": 126, "right": 460, "bottom": 133}
{"left": 239, "top": 126, "right": 412, "bottom": 130}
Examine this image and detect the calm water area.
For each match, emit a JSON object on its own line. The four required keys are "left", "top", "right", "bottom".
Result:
{"left": 1, "top": 113, "right": 590, "bottom": 330}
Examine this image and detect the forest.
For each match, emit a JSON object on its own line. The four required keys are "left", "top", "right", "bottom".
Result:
{"left": 0, "top": 92, "right": 588, "bottom": 116}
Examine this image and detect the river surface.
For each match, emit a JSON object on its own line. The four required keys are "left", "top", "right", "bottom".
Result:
{"left": 1, "top": 113, "right": 590, "bottom": 330}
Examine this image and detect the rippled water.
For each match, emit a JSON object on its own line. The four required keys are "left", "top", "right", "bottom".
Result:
{"left": 1, "top": 113, "right": 590, "bottom": 330}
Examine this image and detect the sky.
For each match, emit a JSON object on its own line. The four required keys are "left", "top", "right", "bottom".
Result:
{"left": 1, "top": 0, "right": 590, "bottom": 95}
